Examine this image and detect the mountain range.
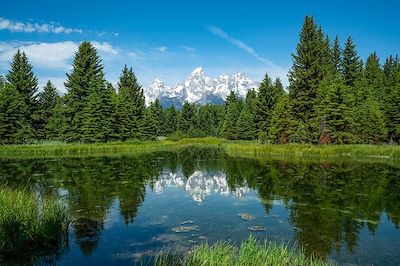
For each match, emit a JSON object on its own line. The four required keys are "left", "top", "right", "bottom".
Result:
{"left": 144, "top": 67, "right": 259, "bottom": 107}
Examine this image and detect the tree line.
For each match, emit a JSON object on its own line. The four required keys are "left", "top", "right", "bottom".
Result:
{"left": 0, "top": 16, "right": 399, "bottom": 144}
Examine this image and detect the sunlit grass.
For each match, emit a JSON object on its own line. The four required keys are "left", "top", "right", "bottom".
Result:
{"left": 154, "top": 236, "right": 333, "bottom": 266}
{"left": 0, "top": 187, "right": 69, "bottom": 257}
{"left": 0, "top": 137, "right": 400, "bottom": 165}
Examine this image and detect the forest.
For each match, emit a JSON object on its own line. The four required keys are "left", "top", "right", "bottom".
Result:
{"left": 0, "top": 16, "right": 399, "bottom": 145}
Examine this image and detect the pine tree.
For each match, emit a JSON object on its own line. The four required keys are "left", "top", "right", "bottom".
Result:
{"left": 164, "top": 105, "right": 179, "bottom": 135}
{"left": 0, "top": 84, "right": 31, "bottom": 143}
{"left": 315, "top": 76, "right": 356, "bottom": 144}
{"left": 236, "top": 105, "right": 256, "bottom": 140}
{"left": 178, "top": 101, "right": 196, "bottom": 134}
{"left": 268, "top": 94, "right": 295, "bottom": 144}
{"left": 64, "top": 41, "right": 107, "bottom": 142}
{"left": 37, "top": 80, "right": 60, "bottom": 139}
{"left": 364, "top": 52, "right": 384, "bottom": 102}
{"left": 139, "top": 108, "right": 158, "bottom": 140}
{"left": 81, "top": 82, "right": 116, "bottom": 142}
{"left": 222, "top": 97, "right": 242, "bottom": 140}
{"left": 149, "top": 99, "right": 164, "bottom": 136}
{"left": 288, "top": 16, "right": 330, "bottom": 128}
{"left": 254, "top": 74, "right": 284, "bottom": 134}
{"left": 115, "top": 87, "right": 136, "bottom": 140}
{"left": 0, "top": 74, "right": 5, "bottom": 88}
{"left": 331, "top": 35, "right": 341, "bottom": 73}
{"left": 6, "top": 50, "right": 39, "bottom": 138}
{"left": 341, "top": 37, "right": 362, "bottom": 87}
{"left": 118, "top": 65, "right": 145, "bottom": 133}
{"left": 45, "top": 98, "right": 67, "bottom": 140}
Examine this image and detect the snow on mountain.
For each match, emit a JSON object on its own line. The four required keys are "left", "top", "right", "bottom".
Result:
{"left": 144, "top": 67, "right": 259, "bottom": 107}
{"left": 152, "top": 170, "right": 250, "bottom": 203}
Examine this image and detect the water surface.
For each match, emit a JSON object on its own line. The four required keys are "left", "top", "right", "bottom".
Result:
{"left": 1, "top": 148, "right": 400, "bottom": 265}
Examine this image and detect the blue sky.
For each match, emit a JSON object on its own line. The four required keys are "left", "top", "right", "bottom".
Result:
{"left": 0, "top": 0, "right": 399, "bottom": 91}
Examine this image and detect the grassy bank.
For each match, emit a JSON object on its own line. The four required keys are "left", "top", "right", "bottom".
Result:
{"left": 0, "top": 188, "right": 69, "bottom": 257}
{"left": 154, "top": 236, "right": 333, "bottom": 266}
{"left": 0, "top": 138, "right": 400, "bottom": 164}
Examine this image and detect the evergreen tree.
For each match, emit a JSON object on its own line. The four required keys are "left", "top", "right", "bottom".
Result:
{"left": 288, "top": 16, "right": 330, "bottom": 128}
{"left": 164, "top": 106, "right": 179, "bottom": 135}
{"left": 149, "top": 99, "right": 164, "bottom": 136}
{"left": 37, "top": 80, "right": 60, "bottom": 139}
{"left": 6, "top": 50, "right": 39, "bottom": 138}
{"left": 254, "top": 74, "right": 284, "bottom": 134}
{"left": 81, "top": 86, "right": 115, "bottom": 142}
{"left": 139, "top": 108, "right": 158, "bottom": 140}
{"left": 236, "top": 105, "right": 256, "bottom": 140}
{"left": 268, "top": 94, "right": 295, "bottom": 144}
{"left": 341, "top": 37, "right": 362, "bottom": 87}
{"left": 0, "top": 74, "right": 5, "bottom": 88}
{"left": 45, "top": 98, "right": 67, "bottom": 140}
{"left": 331, "top": 35, "right": 341, "bottom": 73}
{"left": 115, "top": 87, "right": 136, "bottom": 140}
{"left": 222, "top": 96, "right": 243, "bottom": 140}
{"left": 0, "top": 84, "right": 31, "bottom": 143}
{"left": 118, "top": 65, "right": 145, "bottom": 129}
{"left": 315, "top": 76, "right": 356, "bottom": 144}
{"left": 64, "top": 41, "right": 107, "bottom": 142}
{"left": 178, "top": 101, "right": 196, "bottom": 134}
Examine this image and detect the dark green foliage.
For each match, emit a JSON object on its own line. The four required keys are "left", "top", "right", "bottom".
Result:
{"left": 178, "top": 101, "right": 197, "bottom": 134}
{"left": 81, "top": 83, "right": 116, "bottom": 142}
{"left": 164, "top": 106, "right": 179, "bottom": 135}
{"left": 0, "top": 85, "right": 31, "bottom": 143}
{"left": 64, "top": 42, "right": 106, "bottom": 142}
{"left": 222, "top": 94, "right": 243, "bottom": 140}
{"left": 37, "top": 81, "right": 60, "bottom": 139}
{"left": 0, "top": 74, "right": 5, "bottom": 88}
{"left": 268, "top": 94, "right": 295, "bottom": 144}
{"left": 149, "top": 99, "right": 165, "bottom": 136}
{"left": 341, "top": 37, "right": 363, "bottom": 87}
{"left": 331, "top": 35, "right": 341, "bottom": 73}
{"left": 45, "top": 98, "right": 67, "bottom": 140}
{"left": 6, "top": 50, "right": 39, "bottom": 138}
{"left": 288, "top": 16, "right": 330, "bottom": 125}
{"left": 316, "top": 76, "right": 356, "bottom": 144}
{"left": 139, "top": 108, "right": 158, "bottom": 140}
{"left": 254, "top": 74, "right": 284, "bottom": 134}
{"left": 236, "top": 106, "right": 256, "bottom": 140}
{"left": 116, "top": 66, "right": 145, "bottom": 140}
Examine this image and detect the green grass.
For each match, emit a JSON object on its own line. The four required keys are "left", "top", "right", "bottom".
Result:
{"left": 0, "top": 187, "right": 69, "bottom": 257}
{"left": 155, "top": 236, "right": 333, "bottom": 266}
{"left": 0, "top": 137, "right": 400, "bottom": 165}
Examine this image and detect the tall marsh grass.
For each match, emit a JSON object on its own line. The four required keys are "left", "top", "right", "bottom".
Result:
{"left": 155, "top": 236, "right": 333, "bottom": 266}
{"left": 0, "top": 188, "right": 69, "bottom": 257}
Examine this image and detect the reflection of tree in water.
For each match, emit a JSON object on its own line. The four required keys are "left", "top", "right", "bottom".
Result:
{"left": 1, "top": 149, "right": 400, "bottom": 259}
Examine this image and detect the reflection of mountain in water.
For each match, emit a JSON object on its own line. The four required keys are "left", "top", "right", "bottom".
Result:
{"left": 153, "top": 170, "right": 250, "bottom": 202}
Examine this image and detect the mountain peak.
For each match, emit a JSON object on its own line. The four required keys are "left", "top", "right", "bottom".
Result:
{"left": 144, "top": 68, "right": 259, "bottom": 108}
{"left": 191, "top": 67, "right": 204, "bottom": 76}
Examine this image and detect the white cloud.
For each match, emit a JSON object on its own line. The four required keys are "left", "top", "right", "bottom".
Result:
{"left": 0, "top": 17, "right": 83, "bottom": 34}
{"left": 154, "top": 46, "right": 167, "bottom": 53}
{"left": 38, "top": 77, "right": 66, "bottom": 93}
{"left": 208, "top": 26, "right": 284, "bottom": 68}
{"left": 181, "top": 45, "right": 196, "bottom": 52}
{"left": 0, "top": 41, "right": 121, "bottom": 70}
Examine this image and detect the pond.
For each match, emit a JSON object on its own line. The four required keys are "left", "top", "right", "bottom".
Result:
{"left": 1, "top": 147, "right": 400, "bottom": 265}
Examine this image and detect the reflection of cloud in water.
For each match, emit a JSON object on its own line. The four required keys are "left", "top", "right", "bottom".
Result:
{"left": 153, "top": 170, "right": 250, "bottom": 202}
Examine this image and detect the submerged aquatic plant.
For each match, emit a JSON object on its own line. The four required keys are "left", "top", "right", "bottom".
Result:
{"left": 0, "top": 187, "right": 69, "bottom": 257}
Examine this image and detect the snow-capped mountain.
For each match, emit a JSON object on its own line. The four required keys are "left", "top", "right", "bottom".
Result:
{"left": 153, "top": 170, "right": 250, "bottom": 203}
{"left": 145, "top": 67, "right": 259, "bottom": 107}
